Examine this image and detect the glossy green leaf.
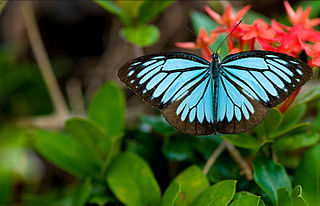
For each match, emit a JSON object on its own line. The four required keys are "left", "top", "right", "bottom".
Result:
{"left": 65, "top": 118, "right": 109, "bottom": 155}
{"left": 277, "top": 187, "right": 293, "bottom": 206}
{"left": 93, "top": 0, "right": 130, "bottom": 26}
{"left": 168, "top": 165, "right": 209, "bottom": 206}
{"left": 242, "top": 10, "right": 270, "bottom": 24}
{"left": 253, "top": 109, "right": 282, "bottom": 138}
{"left": 272, "top": 132, "right": 319, "bottom": 152}
{"left": 292, "top": 85, "right": 320, "bottom": 107}
{"left": 292, "top": 186, "right": 308, "bottom": 206}
{"left": 121, "top": 25, "right": 160, "bottom": 47}
{"left": 271, "top": 104, "right": 307, "bottom": 138}
{"left": 230, "top": 193, "right": 261, "bottom": 206}
{"left": 116, "top": 1, "right": 143, "bottom": 21}
{"left": 138, "top": 1, "right": 175, "bottom": 24}
{"left": 73, "top": 179, "right": 92, "bottom": 206}
{"left": 0, "top": 171, "right": 12, "bottom": 205}
{"left": 163, "top": 134, "right": 197, "bottom": 161}
{"left": 88, "top": 82, "right": 125, "bottom": 138}
{"left": 252, "top": 155, "right": 292, "bottom": 205}
{"left": 191, "top": 180, "right": 236, "bottom": 206}
{"left": 140, "top": 115, "right": 176, "bottom": 137}
{"left": 190, "top": 10, "right": 228, "bottom": 59}
{"left": 221, "top": 133, "right": 260, "bottom": 150}
{"left": 295, "top": 145, "right": 320, "bottom": 205}
{"left": 162, "top": 181, "right": 180, "bottom": 206}
{"left": 106, "top": 152, "right": 161, "bottom": 206}
{"left": 34, "top": 130, "right": 101, "bottom": 178}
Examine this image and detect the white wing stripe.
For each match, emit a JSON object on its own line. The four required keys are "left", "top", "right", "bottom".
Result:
{"left": 153, "top": 73, "right": 180, "bottom": 98}
{"left": 137, "top": 61, "right": 163, "bottom": 78}
{"left": 223, "top": 57, "right": 268, "bottom": 69}
{"left": 251, "top": 71, "right": 278, "bottom": 96}
{"left": 146, "top": 73, "right": 166, "bottom": 90}
{"left": 264, "top": 71, "right": 285, "bottom": 89}
{"left": 162, "top": 59, "right": 207, "bottom": 71}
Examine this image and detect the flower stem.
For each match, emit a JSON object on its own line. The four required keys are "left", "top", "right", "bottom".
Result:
{"left": 20, "top": 1, "right": 69, "bottom": 117}
{"left": 203, "top": 140, "right": 227, "bottom": 175}
{"left": 225, "top": 141, "right": 253, "bottom": 180}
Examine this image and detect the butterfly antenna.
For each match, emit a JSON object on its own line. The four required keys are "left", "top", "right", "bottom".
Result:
{"left": 185, "top": 26, "right": 214, "bottom": 54}
{"left": 215, "top": 19, "right": 242, "bottom": 54}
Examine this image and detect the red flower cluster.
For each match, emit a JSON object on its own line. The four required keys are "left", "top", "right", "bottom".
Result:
{"left": 176, "top": 1, "right": 320, "bottom": 113}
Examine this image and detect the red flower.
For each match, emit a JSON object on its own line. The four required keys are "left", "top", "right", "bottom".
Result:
{"left": 271, "top": 20, "right": 320, "bottom": 56}
{"left": 241, "top": 19, "right": 276, "bottom": 50}
{"left": 205, "top": 4, "right": 251, "bottom": 27}
{"left": 304, "top": 42, "right": 320, "bottom": 67}
{"left": 175, "top": 28, "right": 218, "bottom": 61}
{"left": 284, "top": 1, "right": 320, "bottom": 28}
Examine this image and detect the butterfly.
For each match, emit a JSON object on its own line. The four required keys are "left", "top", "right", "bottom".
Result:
{"left": 117, "top": 50, "right": 313, "bottom": 135}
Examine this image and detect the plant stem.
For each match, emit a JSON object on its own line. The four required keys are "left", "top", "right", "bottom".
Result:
{"left": 133, "top": 45, "right": 143, "bottom": 57}
{"left": 225, "top": 141, "right": 253, "bottom": 180}
{"left": 20, "top": 1, "right": 69, "bottom": 117}
{"left": 203, "top": 140, "right": 227, "bottom": 175}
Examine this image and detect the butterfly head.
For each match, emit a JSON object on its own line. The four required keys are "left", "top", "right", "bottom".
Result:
{"left": 211, "top": 52, "right": 221, "bottom": 63}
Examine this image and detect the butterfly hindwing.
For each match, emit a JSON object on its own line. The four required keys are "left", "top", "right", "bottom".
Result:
{"left": 215, "top": 51, "right": 313, "bottom": 133}
{"left": 118, "top": 52, "right": 216, "bottom": 135}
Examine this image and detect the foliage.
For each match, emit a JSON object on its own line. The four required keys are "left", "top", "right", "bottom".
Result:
{"left": 94, "top": 0, "right": 175, "bottom": 47}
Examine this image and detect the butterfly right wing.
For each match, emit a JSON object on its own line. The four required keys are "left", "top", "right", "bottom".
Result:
{"left": 118, "top": 52, "right": 215, "bottom": 135}
{"left": 215, "top": 51, "right": 313, "bottom": 134}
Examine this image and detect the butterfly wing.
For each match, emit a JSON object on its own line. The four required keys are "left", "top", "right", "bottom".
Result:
{"left": 118, "top": 52, "right": 215, "bottom": 135}
{"left": 215, "top": 51, "right": 313, "bottom": 134}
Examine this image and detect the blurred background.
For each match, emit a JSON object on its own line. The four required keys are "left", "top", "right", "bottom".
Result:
{"left": 0, "top": 0, "right": 319, "bottom": 205}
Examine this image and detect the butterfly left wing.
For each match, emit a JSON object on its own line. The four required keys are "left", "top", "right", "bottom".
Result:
{"left": 215, "top": 50, "right": 313, "bottom": 134}
{"left": 118, "top": 52, "right": 216, "bottom": 135}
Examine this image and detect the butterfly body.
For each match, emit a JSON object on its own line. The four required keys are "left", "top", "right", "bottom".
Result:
{"left": 118, "top": 51, "right": 313, "bottom": 135}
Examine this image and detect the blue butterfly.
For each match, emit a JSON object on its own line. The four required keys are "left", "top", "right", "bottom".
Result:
{"left": 118, "top": 50, "right": 313, "bottom": 135}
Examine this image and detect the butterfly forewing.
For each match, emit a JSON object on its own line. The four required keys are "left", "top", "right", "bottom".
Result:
{"left": 118, "top": 52, "right": 216, "bottom": 135}
{"left": 215, "top": 51, "right": 313, "bottom": 133}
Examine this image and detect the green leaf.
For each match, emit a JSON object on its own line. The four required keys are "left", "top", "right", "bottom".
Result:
{"left": 292, "top": 186, "right": 308, "bottom": 206}
{"left": 34, "top": 130, "right": 101, "bottom": 178}
{"left": 121, "top": 25, "right": 160, "bottom": 47}
{"left": 190, "top": 10, "right": 228, "bottom": 59}
{"left": 138, "top": 1, "right": 175, "bottom": 24}
{"left": 252, "top": 155, "right": 292, "bottom": 205}
{"left": 162, "top": 181, "right": 181, "bottom": 206}
{"left": 116, "top": 1, "right": 143, "bottom": 21}
{"left": 190, "top": 180, "right": 236, "bottom": 206}
{"left": 73, "top": 179, "right": 93, "bottom": 206}
{"left": 163, "top": 134, "right": 197, "bottom": 161}
{"left": 295, "top": 145, "right": 320, "bottom": 205}
{"left": 140, "top": 115, "right": 176, "bottom": 137}
{"left": 277, "top": 187, "right": 293, "bottom": 206}
{"left": 230, "top": 193, "right": 261, "bottom": 206}
{"left": 0, "top": 171, "right": 12, "bottom": 205}
{"left": 168, "top": 165, "right": 209, "bottom": 206}
{"left": 221, "top": 133, "right": 260, "bottom": 150}
{"left": 271, "top": 104, "right": 307, "bottom": 138}
{"left": 292, "top": 85, "right": 320, "bottom": 107}
{"left": 88, "top": 82, "right": 125, "bottom": 138}
{"left": 253, "top": 109, "right": 282, "bottom": 138}
{"left": 106, "top": 152, "right": 161, "bottom": 206}
{"left": 65, "top": 118, "right": 110, "bottom": 155}
{"left": 93, "top": 0, "right": 130, "bottom": 25}
{"left": 242, "top": 10, "right": 270, "bottom": 24}
{"left": 272, "top": 132, "right": 319, "bottom": 153}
